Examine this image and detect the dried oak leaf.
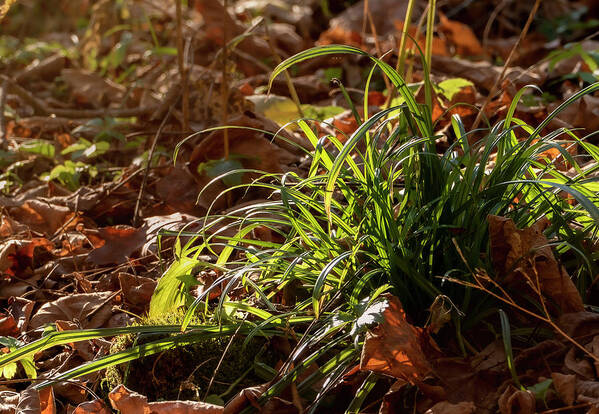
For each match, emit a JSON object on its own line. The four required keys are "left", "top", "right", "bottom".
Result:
{"left": 8, "top": 200, "right": 74, "bottom": 236}
{"left": 109, "top": 385, "right": 222, "bottom": 414}
{"left": 30, "top": 292, "right": 115, "bottom": 330}
{"left": 359, "top": 294, "right": 434, "bottom": 384}
{"left": 488, "top": 215, "right": 584, "bottom": 313}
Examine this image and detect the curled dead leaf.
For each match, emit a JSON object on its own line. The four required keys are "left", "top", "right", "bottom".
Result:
{"left": 498, "top": 386, "right": 535, "bottom": 414}
{"left": 488, "top": 215, "right": 584, "bottom": 313}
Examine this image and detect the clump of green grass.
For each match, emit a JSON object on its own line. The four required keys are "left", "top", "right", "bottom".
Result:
{"left": 2, "top": 44, "right": 599, "bottom": 413}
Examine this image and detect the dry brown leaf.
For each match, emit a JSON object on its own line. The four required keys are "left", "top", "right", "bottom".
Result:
{"left": 15, "top": 387, "right": 55, "bottom": 414}
{"left": 39, "top": 387, "right": 55, "bottom": 414}
{"left": 438, "top": 13, "right": 483, "bottom": 57}
{"left": 118, "top": 272, "right": 156, "bottom": 307}
{"left": 497, "top": 386, "right": 536, "bottom": 414}
{"left": 0, "top": 215, "right": 29, "bottom": 238}
{"left": 551, "top": 373, "right": 576, "bottom": 406}
{"left": 8, "top": 200, "right": 73, "bottom": 235}
{"left": 328, "top": 0, "right": 424, "bottom": 38}
{"left": 393, "top": 21, "right": 449, "bottom": 57}
{"left": 109, "top": 385, "right": 222, "bottom": 414}
{"left": 576, "top": 380, "right": 599, "bottom": 402}
{"left": 87, "top": 225, "right": 146, "bottom": 265}
{"left": 431, "top": 55, "right": 545, "bottom": 92}
{"left": 359, "top": 294, "right": 434, "bottom": 384}
{"left": 61, "top": 68, "right": 125, "bottom": 108}
{"left": 30, "top": 292, "right": 115, "bottom": 330}
{"left": 425, "top": 401, "right": 477, "bottom": 414}
{"left": 72, "top": 400, "right": 111, "bottom": 414}
{"left": 488, "top": 215, "right": 584, "bottom": 313}
{"left": 0, "top": 238, "right": 54, "bottom": 279}
{"left": 565, "top": 347, "right": 595, "bottom": 379}
{"left": 0, "top": 314, "right": 18, "bottom": 337}
{"left": 223, "top": 384, "right": 268, "bottom": 414}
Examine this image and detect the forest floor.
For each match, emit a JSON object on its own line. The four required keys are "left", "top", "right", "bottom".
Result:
{"left": 2, "top": 1, "right": 599, "bottom": 413}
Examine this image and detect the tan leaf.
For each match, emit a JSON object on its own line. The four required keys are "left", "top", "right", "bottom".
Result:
{"left": 551, "top": 373, "right": 576, "bottom": 406}
{"left": 88, "top": 226, "right": 146, "bottom": 265}
{"left": 109, "top": 385, "right": 222, "bottom": 414}
{"left": 360, "top": 295, "right": 434, "bottom": 383}
{"left": 61, "top": 69, "right": 125, "bottom": 108}
{"left": 8, "top": 200, "right": 73, "bottom": 236}
{"left": 488, "top": 215, "right": 584, "bottom": 313}
{"left": 425, "top": 401, "right": 477, "bottom": 414}
{"left": 30, "top": 292, "right": 115, "bottom": 330}
{"left": 118, "top": 272, "right": 156, "bottom": 307}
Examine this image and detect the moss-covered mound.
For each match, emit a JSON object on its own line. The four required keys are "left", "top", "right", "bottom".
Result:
{"left": 103, "top": 312, "right": 280, "bottom": 403}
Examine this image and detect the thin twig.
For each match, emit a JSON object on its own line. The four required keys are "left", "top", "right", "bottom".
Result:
{"left": 175, "top": 0, "right": 189, "bottom": 131}
{"left": 132, "top": 107, "right": 172, "bottom": 226}
{"left": 472, "top": 0, "right": 541, "bottom": 130}
{"left": 0, "top": 77, "right": 7, "bottom": 151}
{"left": 264, "top": 19, "right": 304, "bottom": 118}
{"left": 203, "top": 316, "right": 247, "bottom": 399}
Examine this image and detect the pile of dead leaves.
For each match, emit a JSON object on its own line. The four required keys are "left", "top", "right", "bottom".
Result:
{"left": 2, "top": 0, "right": 599, "bottom": 413}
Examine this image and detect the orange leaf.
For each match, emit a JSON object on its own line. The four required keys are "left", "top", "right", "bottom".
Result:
{"left": 360, "top": 295, "right": 434, "bottom": 383}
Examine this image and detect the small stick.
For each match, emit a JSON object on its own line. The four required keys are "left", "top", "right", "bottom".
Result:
{"left": 175, "top": 0, "right": 190, "bottom": 131}
{"left": 132, "top": 107, "right": 172, "bottom": 226}
{"left": 264, "top": 19, "right": 304, "bottom": 118}
{"left": 472, "top": 0, "right": 541, "bottom": 130}
{"left": 221, "top": 0, "right": 230, "bottom": 160}
{"left": 0, "top": 77, "right": 7, "bottom": 150}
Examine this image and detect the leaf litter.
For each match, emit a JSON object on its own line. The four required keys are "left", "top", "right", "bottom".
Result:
{"left": 1, "top": 0, "right": 599, "bottom": 413}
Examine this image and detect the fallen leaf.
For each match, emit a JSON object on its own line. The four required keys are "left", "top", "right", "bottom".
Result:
{"left": 425, "top": 401, "right": 477, "bottom": 414}
{"left": 223, "top": 384, "right": 268, "bottom": 414}
{"left": 15, "top": 387, "right": 55, "bottom": 414}
{"left": 431, "top": 56, "right": 545, "bottom": 92}
{"left": 551, "top": 373, "right": 576, "bottom": 406}
{"left": 30, "top": 292, "right": 115, "bottom": 330}
{"left": 359, "top": 294, "right": 434, "bottom": 384}
{"left": 88, "top": 226, "right": 146, "bottom": 265}
{"left": 328, "top": 0, "right": 424, "bottom": 38}
{"left": 61, "top": 68, "right": 125, "bottom": 108}
{"left": 72, "top": 400, "right": 111, "bottom": 414}
{"left": 8, "top": 200, "right": 74, "bottom": 235}
{"left": 497, "top": 386, "right": 535, "bottom": 414}
{"left": 118, "top": 272, "right": 156, "bottom": 307}
{"left": 0, "top": 215, "right": 29, "bottom": 238}
{"left": 438, "top": 13, "right": 484, "bottom": 57}
{"left": 488, "top": 215, "right": 584, "bottom": 313}
{"left": 109, "top": 385, "right": 223, "bottom": 414}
